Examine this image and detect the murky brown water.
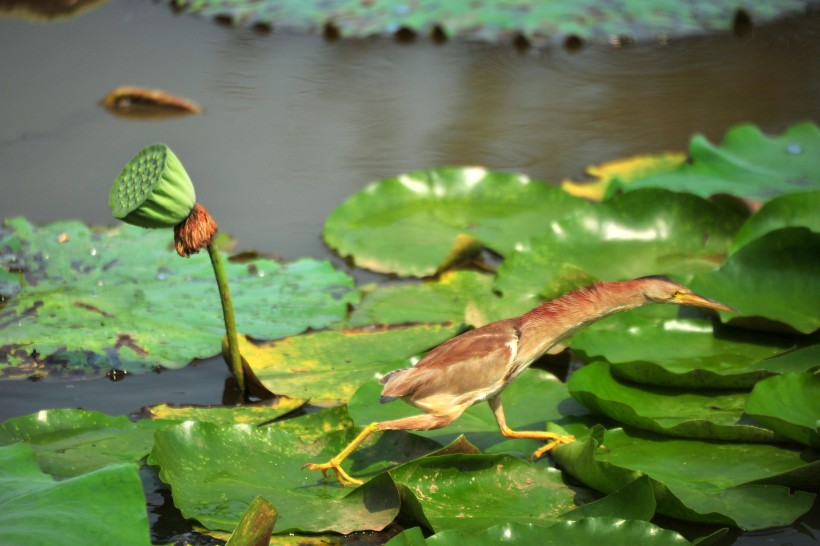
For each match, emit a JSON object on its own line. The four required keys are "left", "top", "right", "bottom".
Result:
{"left": 1, "top": 2, "right": 819, "bottom": 543}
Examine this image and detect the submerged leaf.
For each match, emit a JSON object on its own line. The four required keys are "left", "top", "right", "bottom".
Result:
{"left": 0, "top": 443, "right": 150, "bottom": 546}
{"left": 0, "top": 218, "right": 358, "bottom": 379}
{"left": 323, "top": 167, "right": 589, "bottom": 277}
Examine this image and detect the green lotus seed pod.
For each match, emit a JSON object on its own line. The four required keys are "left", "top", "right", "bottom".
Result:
{"left": 109, "top": 143, "right": 196, "bottom": 228}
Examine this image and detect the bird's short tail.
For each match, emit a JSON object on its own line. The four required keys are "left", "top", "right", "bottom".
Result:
{"left": 378, "top": 367, "right": 409, "bottom": 404}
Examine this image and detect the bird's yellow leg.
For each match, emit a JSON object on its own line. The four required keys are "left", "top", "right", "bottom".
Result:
{"left": 488, "top": 395, "right": 575, "bottom": 460}
{"left": 303, "top": 422, "right": 381, "bottom": 486}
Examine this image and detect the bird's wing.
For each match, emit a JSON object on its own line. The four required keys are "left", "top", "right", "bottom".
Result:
{"left": 380, "top": 319, "right": 519, "bottom": 409}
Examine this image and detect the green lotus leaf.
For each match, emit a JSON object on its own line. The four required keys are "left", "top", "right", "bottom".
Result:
{"left": 346, "top": 270, "right": 531, "bottom": 328}
{"left": 731, "top": 190, "right": 820, "bottom": 253}
{"left": 552, "top": 427, "right": 818, "bottom": 530}
{"left": 323, "top": 167, "right": 590, "bottom": 277}
{"left": 690, "top": 227, "right": 820, "bottom": 334}
{"left": 268, "top": 405, "right": 354, "bottom": 443}
{"left": 144, "top": 398, "right": 305, "bottom": 426}
{"left": 569, "top": 306, "right": 802, "bottom": 388}
{"left": 494, "top": 189, "right": 743, "bottom": 304}
{"left": 568, "top": 361, "right": 780, "bottom": 442}
{"left": 745, "top": 372, "right": 820, "bottom": 450}
{"left": 0, "top": 409, "right": 171, "bottom": 478}
{"left": 387, "top": 518, "right": 724, "bottom": 546}
{"left": 349, "top": 368, "right": 592, "bottom": 455}
{"left": 617, "top": 122, "right": 820, "bottom": 201}
{"left": 0, "top": 218, "right": 358, "bottom": 379}
{"left": 169, "top": 0, "right": 811, "bottom": 46}
{"left": 148, "top": 420, "right": 441, "bottom": 534}
{"left": 0, "top": 443, "right": 150, "bottom": 546}
{"left": 559, "top": 475, "right": 656, "bottom": 522}
{"left": 387, "top": 452, "right": 578, "bottom": 532}
{"left": 234, "top": 323, "right": 460, "bottom": 402}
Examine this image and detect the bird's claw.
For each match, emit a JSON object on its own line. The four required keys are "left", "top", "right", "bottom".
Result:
{"left": 529, "top": 434, "right": 575, "bottom": 461}
{"left": 303, "top": 460, "right": 363, "bottom": 487}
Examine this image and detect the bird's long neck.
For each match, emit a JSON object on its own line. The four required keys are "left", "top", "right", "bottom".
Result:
{"left": 514, "top": 280, "right": 648, "bottom": 365}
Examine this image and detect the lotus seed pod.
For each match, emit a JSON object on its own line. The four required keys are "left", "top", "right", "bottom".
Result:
{"left": 109, "top": 143, "right": 196, "bottom": 228}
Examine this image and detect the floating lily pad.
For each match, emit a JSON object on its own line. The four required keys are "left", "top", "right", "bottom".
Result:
{"left": 148, "top": 420, "right": 436, "bottom": 534}
{"left": 552, "top": 426, "right": 818, "bottom": 530}
{"left": 745, "top": 372, "right": 820, "bottom": 450}
{"left": 0, "top": 409, "right": 171, "bottom": 478}
{"left": 570, "top": 306, "right": 803, "bottom": 388}
{"left": 560, "top": 152, "right": 686, "bottom": 201}
{"left": 346, "top": 270, "right": 530, "bottom": 328}
{"left": 494, "top": 189, "right": 743, "bottom": 303}
{"left": 0, "top": 443, "right": 150, "bottom": 546}
{"left": 167, "top": 0, "right": 814, "bottom": 46}
{"left": 730, "top": 190, "right": 820, "bottom": 253}
{"left": 349, "top": 368, "right": 592, "bottom": 455}
{"left": 568, "top": 361, "right": 780, "bottom": 442}
{"left": 387, "top": 518, "right": 725, "bottom": 546}
{"left": 690, "top": 227, "right": 820, "bottom": 334}
{"left": 323, "top": 167, "right": 589, "bottom": 277}
{"left": 233, "top": 323, "right": 460, "bottom": 402}
{"left": 0, "top": 218, "right": 358, "bottom": 379}
{"left": 144, "top": 398, "right": 305, "bottom": 426}
{"left": 616, "top": 122, "right": 820, "bottom": 202}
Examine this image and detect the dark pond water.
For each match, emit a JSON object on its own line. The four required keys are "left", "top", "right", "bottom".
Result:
{"left": 1, "top": 1, "right": 819, "bottom": 544}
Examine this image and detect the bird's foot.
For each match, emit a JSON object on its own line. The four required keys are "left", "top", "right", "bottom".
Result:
{"left": 303, "top": 460, "right": 363, "bottom": 487}
{"left": 529, "top": 434, "right": 575, "bottom": 461}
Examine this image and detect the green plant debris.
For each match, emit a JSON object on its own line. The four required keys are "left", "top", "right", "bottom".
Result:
{"left": 0, "top": 218, "right": 358, "bottom": 379}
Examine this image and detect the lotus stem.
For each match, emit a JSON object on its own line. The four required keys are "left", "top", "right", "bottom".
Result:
{"left": 206, "top": 239, "right": 244, "bottom": 393}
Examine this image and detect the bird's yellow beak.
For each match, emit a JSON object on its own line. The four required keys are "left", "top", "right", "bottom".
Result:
{"left": 674, "top": 292, "right": 736, "bottom": 312}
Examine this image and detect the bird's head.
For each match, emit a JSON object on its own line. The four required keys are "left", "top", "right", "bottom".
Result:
{"left": 637, "top": 275, "right": 736, "bottom": 312}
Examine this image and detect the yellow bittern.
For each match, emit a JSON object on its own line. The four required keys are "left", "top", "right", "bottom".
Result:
{"left": 305, "top": 275, "right": 734, "bottom": 486}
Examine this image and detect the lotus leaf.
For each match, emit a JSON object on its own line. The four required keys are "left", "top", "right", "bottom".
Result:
{"left": 494, "top": 189, "right": 743, "bottom": 303}
{"left": 346, "top": 270, "right": 530, "bottom": 328}
{"left": 0, "top": 443, "right": 150, "bottom": 546}
{"left": 568, "top": 361, "right": 780, "bottom": 442}
{"left": 616, "top": 122, "right": 820, "bottom": 201}
{"left": 0, "top": 218, "right": 358, "bottom": 379}
{"left": 745, "top": 372, "right": 820, "bottom": 450}
{"left": 148, "top": 420, "right": 441, "bottom": 534}
{"left": 690, "top": 227, "right": 820, "bottom": 334}
{"left": 144, "top": 398, "right": 305, "bottom": 426}
{"left": 731, "top": 190, "right": 820, "bottom": 252}
{"left": 552, "top": 426, "right": 818, "bottom": 530}
{"left": 386, "top": 518, "right": 724, "bottom": 546}
{"left": 167, "top": 0, "right": 812, "bottom": 46}
{"left": 233, "top": 323, "right": 460, "bottom": 402}
{"left": 323, "top": 167, "right": 590, "bottom": 277}
{"left": 560, "top": 152, "right": 686, "bottom": 201}
{"left": 570, "top": 306, "right": 803, "bottom": 388}
{"left": 0, "top": 408, "right": 171, "bottom": 478}
{"left": 349, "top": 368, "right": 592, "bottom": 455}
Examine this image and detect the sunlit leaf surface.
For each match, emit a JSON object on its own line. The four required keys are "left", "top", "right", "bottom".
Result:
{"left": 570, "top": 306, "right": 805, "bottom": 388}
{"left": 553, "top": 427, "right": 818, "bottom": 530}
{"left": 235, "top": 323, "right": 460, "bottom": 402}
{"left": 0, "top": 443, "right": 150, "bottom": 546}
{"left": 494, "top": 189, "right": 743, "bottom": 304}
{"left": 568, "top": 361, "right": 780, "bottom": 442}
{"left": 165, "top": 0, "right": 812, "bottom": 46}
{"left": 144, "top": 398, "right": 305, "bottom": 426}
{"left": 745, "top": 372, "right": 820, "bottom": 450}
{"left": 0, "top": 218, "right": 358, "bottom": 379}
{"left": 618, "top": 122, "right": 820, "bottom": 201}
{"left": 324, "top": 167, "right": 589, "bottom": 277}
{"left": 690, "top": 228, "right": 820, "bottom": 334}
{"left": 560, "top": 152, "right": 686, "bottom": 201}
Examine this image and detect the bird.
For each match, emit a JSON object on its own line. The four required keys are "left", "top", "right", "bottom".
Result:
{"left": 304, "top": 275, "right": 735, "bottom": 486}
